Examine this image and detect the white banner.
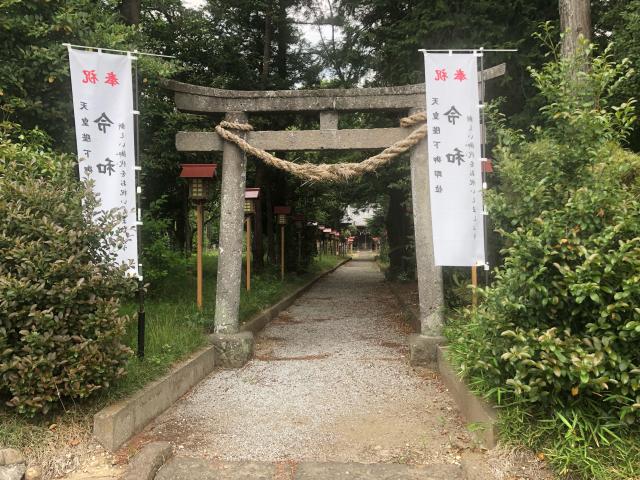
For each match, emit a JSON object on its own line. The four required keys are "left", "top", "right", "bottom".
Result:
{"left": 424, "top": 52, "right": 485, "bottom": 266}
{"left": 68, "top": 48, "right": 139, "bottom": 276}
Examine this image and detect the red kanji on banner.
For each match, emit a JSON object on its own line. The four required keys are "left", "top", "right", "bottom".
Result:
{"left": 82, "top": 70, "right": 98, "bottom": 84}
{"left": 104, "top": 72, "right": 119, "bottom": 87}
{"left": 434, "top": 69, "right": 448, "bottom": 81}
{"left": 454, "top": 68, "right": 467, "bottom": 81}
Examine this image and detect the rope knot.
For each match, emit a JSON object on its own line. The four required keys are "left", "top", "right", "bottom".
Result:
{"left": 400, "top": 112, "right": 427, "bottom": 128}
{"left": 219, "top": 120, "right": 253, "bottom": 132}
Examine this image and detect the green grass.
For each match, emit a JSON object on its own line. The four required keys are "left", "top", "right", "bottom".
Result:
{"left": 0, "top": 253, "right": 346, "bottom": 453}
{"left": 495, "top": 402, "right": 640, "bottom": 479}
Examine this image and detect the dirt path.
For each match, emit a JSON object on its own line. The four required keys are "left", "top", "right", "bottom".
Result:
{"left": 138, "top": 254, "right": 472, "bottom": 466}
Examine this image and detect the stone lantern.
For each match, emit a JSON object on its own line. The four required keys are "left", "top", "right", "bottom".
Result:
{"left": 243, "top": 188, "right": 260, "bottom": 291}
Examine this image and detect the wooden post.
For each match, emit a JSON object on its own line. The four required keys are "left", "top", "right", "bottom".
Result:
{"left": 245, "top": 217, "right": 251, "bottom": 291}
{"left": 280, "top": 225, "right": 285, "bottom": 280}
{"left": 471, "top": 265, "right": 478, "bottom": 308}
{"left": 214, "top": 111, "right": 247, "bottom": 334}
{"left": 196, "top": 202, "right": 204, "bottom": 310}
{"left": 297, "top": 229, "right": 302, "bottom": 272}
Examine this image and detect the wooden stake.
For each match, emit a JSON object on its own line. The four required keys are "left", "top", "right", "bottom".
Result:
{"left": 471, "top": 264, "right": 478, "bottom": 308}
{"left": 245, "top": 217, "right": 251, "bottom": 291}
{"left": 280, "top": 225, "right": 285, "bottom": 280}
{"left": 196, "top": 202, "right": 203, "bottom": 310}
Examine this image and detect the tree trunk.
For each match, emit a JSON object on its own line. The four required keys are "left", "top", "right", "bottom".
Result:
{"left": 253, "top": 7, "right": 273, "bottom": 266}
{"left": 386, "top": 188, "right": 405, "bottom": 280}
{"left": 265, "top": 183, "right": 276, "bottom": 264}
{"left": 183, "top": 195, "right": 192, "bottom": 256}
{"left": 261, "top": 8, "right": 273, "bottom": 88}
{"left": 559, "top": 0, "right": 591, "bottom": 58}
{"left": 119, "top": 0, "right": 141, "bottom": 25}
{"left": 275, "top": 2, "right": 289, "bottom": 83}
{"left": 253, "top": 162, "right": 266, "bottom": 271}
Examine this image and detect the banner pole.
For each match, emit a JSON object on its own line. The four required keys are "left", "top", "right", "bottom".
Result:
{"left": 471, "top": 264, "right": 478, "bottom": 307}
{"left": 280, "top": 225, "right": 285, "bottom": 280}
{"left": 196, "top": 202, "right": 204, "bottom": 308}
{"left": 132, "top": 53, "right": 146, "bottom": 359}
{"left": 246, "top": 217, "right": 251, "bottom": 291}
{"left": 62, "top": 43, "right": 175, "bottom": 59}
{"left": 479, "top": 47, "right": 490, "bottom": 286}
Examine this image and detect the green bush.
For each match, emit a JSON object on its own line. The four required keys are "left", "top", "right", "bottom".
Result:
{"left": 141, "top": 196, "right": 188, "bottom": 289}
{"left": 457, "top": 146, "right": 640, "bottom": 417}
{"left": 447, "top": 38, "right": 640, "bottom": 425}
{"left": 0, "top": 134, "right": 135, "bottom": 415}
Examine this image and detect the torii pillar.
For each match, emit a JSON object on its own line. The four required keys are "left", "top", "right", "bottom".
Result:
{"left": 408, "top": 106, "right": 446, "bottom": 366}
{"left": 210, "top": 111, "right": 254, "bottom": 367}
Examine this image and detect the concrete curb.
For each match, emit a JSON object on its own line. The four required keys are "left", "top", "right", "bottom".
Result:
{"left": 437, "top": 346, "right": 497, "bottom": 449}
{"left": 93, "top": 257, "right": 350, "bottom": 453}
{"left": 121, "top": 441, "right": 172, "bottom": 480}
{"left": 93, "top": 344, "right": 216, "bottom": 452}
{"left": 240, "top": 257, "right": 352, "bottom": 335}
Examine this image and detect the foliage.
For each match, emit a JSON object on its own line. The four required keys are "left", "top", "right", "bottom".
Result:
{"left": 445, "top": 39, "right": 640, "bottom": 479}
{"left": 489, "top": 30, "right": 636, "bottom": 231}
{"left": 0, "top": 135, "right": 136, "bottom": 415}
{"left": 0, "top": 0, "right": 138, "bottom": 151}
{"left": 461, "top": 146, "right": 640, "bottom": 415}
{"left": 594, "top": 0, "right": 640, "bottom": 151}
{"left": 141, "top": 196, "right": 188, "bottom": 288}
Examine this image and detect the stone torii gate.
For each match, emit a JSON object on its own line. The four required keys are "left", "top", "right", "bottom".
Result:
{"left": 163, "top": 63, "right": 505, "bottom": 367}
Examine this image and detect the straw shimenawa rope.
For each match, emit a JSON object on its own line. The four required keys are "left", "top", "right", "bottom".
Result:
{"left": 214, "top": 112, "right": 427, "bottom": 183}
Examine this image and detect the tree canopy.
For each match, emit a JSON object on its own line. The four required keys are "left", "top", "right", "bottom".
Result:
{"left": 2, "top": 0, "right": 639, "bottom": 280}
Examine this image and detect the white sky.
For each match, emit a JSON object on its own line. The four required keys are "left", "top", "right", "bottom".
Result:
{"left": 182, "top": 0, "right": 205, "bottom": 8}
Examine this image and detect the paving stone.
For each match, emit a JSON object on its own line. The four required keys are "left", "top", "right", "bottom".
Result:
{"left": 295, "top": 462, "right": 463, "bottom": 480}
{"left": 155, "top": 458, "right": 275, "bottom": 480}
{"left": 0, "top": 463, "right": 26, "bottom": 480}
{"left": 122, "top": 442, "right": 172, "bottom": 480}
{"left": 460, "top": 452, "right": 495, "bottom": 480}
{"left": 154, "top": 459, "right": 463, "bottom": 480}
{"left": 0, "top": 449, "right": 24, "bottom": 466}
{"left": 24, "top": 465, "right": 42, "bottom": 480}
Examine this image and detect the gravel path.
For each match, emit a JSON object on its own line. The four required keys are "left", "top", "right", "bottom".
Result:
{"left": 140, "top": 255, "right": 471, "bottom": 465}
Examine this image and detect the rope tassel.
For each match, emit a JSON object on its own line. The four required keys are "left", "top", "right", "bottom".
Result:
{"left": 214, "top": 113, "right": 428, "bottom": 183}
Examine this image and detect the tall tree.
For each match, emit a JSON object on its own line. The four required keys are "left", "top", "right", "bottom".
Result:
{"left": 559, "top": 0, "right": 591, "bottom": 57}
{"left": 120, "top": 0, "right": 141, "bottom": 25}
